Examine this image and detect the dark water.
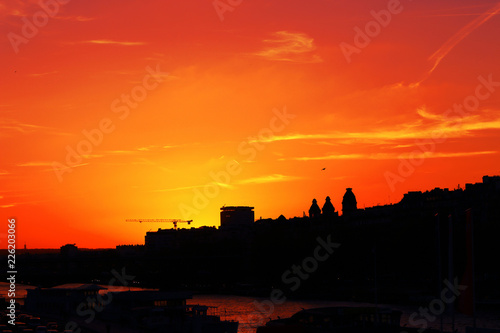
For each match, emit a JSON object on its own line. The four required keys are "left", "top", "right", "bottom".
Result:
{"left": 188, "top": 294, "right": 500, "bottom": 333}
{"left": 2, "top": 283, "right": 498, "bottom": 333}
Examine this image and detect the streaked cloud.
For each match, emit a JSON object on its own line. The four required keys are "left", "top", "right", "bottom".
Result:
{"left": 82, "top": 40, "right": 147, "bottom": 46}
{"left": 236, "top": 174, "right": 301, "bottom": 185}
{"left": 28, "top": 71, "right": 58, "bottom": 77}
{"left": 57, "top": 16, "right": 97, "bottom": 22}
{"left": 18, "top": 161, "right": 54, "bottom": 167}
{"left": 103, "top": 145, "right": 179, "bottom": 156}
{"left": 254, "top": 31, "right": 322, "bottom": 63}
{"left": 0, "top": 119, "right": 48, "bottom": 133}
{"left": 18, "top": 161, "right": 90, "bottom": 173}
{"left": 0, "top": 0, "right": 36, "bottom": 18}
{"left": 152, "top": 182, "right": 233, "bottom": 192}
{"left": 0, "top": 197, "right": 58, "bottom": 208}
{"left": 0, "top": 119, "right": 70, "bottom": 136}
{"left": 390, "top": 144, "right": 415, "bottom": 149}
{"left": 137, "top": 145, "right": 179, "bottom": 151}
{"left": 284, "top": 151, "right": 497, "bottom": 162}
{"left": 251, "top": 109, "right": 500, "bottom": 144}
{"left": 151, "top": 185, "right": 204, "bottom": 192}
{"left": 43, "top": 163, "right": 89, "bottom": 174}
{"left": 104, "top": 150, "right": 138, "bottom": 155}
{"left": 417, "top": 2, "right": 500, "bottom": 84}
{"left": 416, "top": 107, "right": 444, "bottom": 121}
{"left": 1, "top": 204, "right": 16, "bottom": 209}
{"left": 135, "top": 158, "right": 172, "bottom": 173}
{"left": 81, "top": 154, "right": 103, "bottom": 159}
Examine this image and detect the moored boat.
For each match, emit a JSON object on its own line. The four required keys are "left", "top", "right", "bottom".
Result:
{"left": 256, "top": 306, "right": 435, "bottom": 333}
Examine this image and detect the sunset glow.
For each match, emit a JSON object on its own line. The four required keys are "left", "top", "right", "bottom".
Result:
{"left": 2, "top": 0, "right": 500, "bottom": 248}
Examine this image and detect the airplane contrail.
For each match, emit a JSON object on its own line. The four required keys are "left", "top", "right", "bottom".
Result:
{"left": 415, "top": 2, "right": 500, "bottom": 85}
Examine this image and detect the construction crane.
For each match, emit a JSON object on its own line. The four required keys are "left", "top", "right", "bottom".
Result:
{"left": 125, "top": 219, "right": 193, "bottom": 229}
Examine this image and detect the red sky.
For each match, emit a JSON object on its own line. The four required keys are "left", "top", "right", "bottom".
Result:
{"left": 1, "top": 0, "right": 500, "bottom": 248}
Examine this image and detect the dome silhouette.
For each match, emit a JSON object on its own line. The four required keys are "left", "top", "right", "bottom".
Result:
{"left": 342, "top": 188, "right": 357, "bottom": 215}
{"left": 322, "top": 196, "right": 336, "bottom": 217}
{"left": 309, "top": 198, "right": 321, "bottom": 218}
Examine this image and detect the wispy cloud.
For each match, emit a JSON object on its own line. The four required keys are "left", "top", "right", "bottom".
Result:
{"left": 152, "top": 182, "right": 233, "bottom": 192}
{"left": 0, "top": 119, "right": 48, "bottom": 133}
{"left": 1, "top": 0, "right": 95, "bottom": 20}
{"left": 17, "top": 161, "right": 90, "bottom": 173}
{"left": 151, "top": 185, "right": 204, "bottom": 192}
{"left": 18, "top": 161, "right": 54, "bottom": 167}
{"left": 251, "top": 109, "right": 500, "bottom": 144}
{"left": 151, "top": 174, "right": 299, "bottom": 193}
{"left": 0, "top": 0, "right": 37, "bottom": 18}
{"left": 82, "top": 40, "right": 147, "bottom": 46}
{"left": 284, "top": 151, "right": 497, "bottom": 162}
{"left": 104, "top": 150, "right": 138, "bottom": 155}
{"left": 103, "top": 145, "right": 179, "bottom": 156}
{"left": 43, "top": 163, "right": 89, "bottom": 174}
{"left": 135, "top": 158, "right": 172, "bottom": 173}
{"left": 390, "top": 144, "right": 415, "bottom": 149}
{"left": 236, "top": 174, "right": 301, "bottom": 185}
{"left": 28, "top": 71, "right": 58, "bottom": 77}
{"left": 136, "top": 145, "right": 180, "bottom": 151}
{"left": 1, "top": 204, "right": 16, "bottom": 209}
{"left": 0, "top": 119, "right": 70, "bottom": 136}
{"left": 0, "top": 197, "right": 58, "bottom": 209}
{"left": 254, "top": 31, "right": 322, "bottom": 63}
{"left": 416, "top": 107, "right": 444, "bottom": 121}
{"left": 417, "top": 2, "right": 500, "bottom": 84}
{"left": 57, "top": 15, "right": 97, "bottom": 22}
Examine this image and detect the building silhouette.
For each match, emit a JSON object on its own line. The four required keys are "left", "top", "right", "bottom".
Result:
{"left": 220, "top": 206, "right": 254, "bottom": 229}
{"left": 322, "top": 196, "right": 337, "bottom": 218}
{"left": 60, "top": 243, "right": 78, "bottom": 257}
{"left": 308, "top": 199, "right": 321, "bottom": 218}
{"left": 342, "top": 188, "right": 357, "bottom": 216}
{"left": 145, "top": 226, "right": 218, "bottom": 252}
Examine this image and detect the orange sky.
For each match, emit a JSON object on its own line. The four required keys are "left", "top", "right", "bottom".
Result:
{"left": 1, "top": 0, "right": 500, "bottom": 248}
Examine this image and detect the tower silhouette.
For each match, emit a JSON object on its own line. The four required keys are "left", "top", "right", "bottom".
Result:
{"left": 342, "top": 188, "right": 357, "bottom": 216}
{"left": 322, "top": 196, "right": 336, "bottom": 218}
{"left": 308, "top": 199, "right": 321, "bottom": 218}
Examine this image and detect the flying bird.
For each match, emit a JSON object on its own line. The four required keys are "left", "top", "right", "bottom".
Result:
{"left": 321, "top": 168, "right": 326, "bottom": 171}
